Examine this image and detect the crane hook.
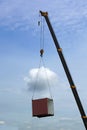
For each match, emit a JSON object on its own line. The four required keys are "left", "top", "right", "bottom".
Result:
{"left": 40, "top": 49, "right": 44, "bottom": 57}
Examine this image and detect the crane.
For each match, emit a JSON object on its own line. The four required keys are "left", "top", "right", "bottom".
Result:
{"left": 40, "top": 11, "right": 87, "bottom": 130}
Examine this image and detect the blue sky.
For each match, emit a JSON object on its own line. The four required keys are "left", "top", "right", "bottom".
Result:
{"left": 0, "top": 0, "right": 87, "bottom": 130}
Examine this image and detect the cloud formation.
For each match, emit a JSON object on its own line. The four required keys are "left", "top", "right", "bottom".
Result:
{"left": 24, "top": 66, "right": 58, "bottom": 92}
{"left": 0, "top": 120, "right": 5, "bottom": 125}
{"left": 0, "top": 0, "right": 87, "bottom": 30}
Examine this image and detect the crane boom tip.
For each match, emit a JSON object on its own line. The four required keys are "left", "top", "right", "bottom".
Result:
{"left": 39, "top": 11, "right": 48, "bottom": 17}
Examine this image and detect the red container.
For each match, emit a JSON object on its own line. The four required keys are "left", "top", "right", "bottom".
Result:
{"left": 32, "top": 98, "right": 54, "bottom": 118}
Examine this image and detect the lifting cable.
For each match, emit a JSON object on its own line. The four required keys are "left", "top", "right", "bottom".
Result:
{"left": 41, "top": 57, "right": 52, "bottom": 99}
{"left": 39, "top": 15, "right": 44, "bottom": 54}
{"left": 32, "top": 57, "right": 42, "bottom": 99}
{"left": 32, "top": 56, "right": 52, "bottom": 99}
{"left": 32, "top": 15, "right": 52, "bottom": 99}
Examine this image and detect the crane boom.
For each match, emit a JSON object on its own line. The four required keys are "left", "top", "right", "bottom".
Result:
{"left": 40, "top": 11, "right": 87, "bottom": 129}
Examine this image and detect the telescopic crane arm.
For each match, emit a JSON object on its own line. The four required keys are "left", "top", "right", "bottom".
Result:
{"left": 40, "top": 10, "right": 87, "bottom": 130}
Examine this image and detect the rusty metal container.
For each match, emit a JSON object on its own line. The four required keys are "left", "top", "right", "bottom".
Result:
{"left": 32, "top": 98, "right": 54, "bottom": 117}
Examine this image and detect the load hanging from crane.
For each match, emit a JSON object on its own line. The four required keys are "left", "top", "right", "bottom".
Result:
{"left": 32, "top": 98, "right": 54, "bottom": 118}
{"left": 32, "top": 64, "right": 54, "bottom": 118}
{"left": 32, "top": 66, "right": 54, "bottom": 118}
{"left": 32, "top": 15, "right": 54, "bottom": 118}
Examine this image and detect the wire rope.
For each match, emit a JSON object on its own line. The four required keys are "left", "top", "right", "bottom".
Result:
{"left": 32, "top": 15, "right": 52, "bottom": 99}
{"left": 41, "top": 57, "right": 53, "bottom": 99}
{"left": 32, "top": 57, "right": 42, "bottom": 99}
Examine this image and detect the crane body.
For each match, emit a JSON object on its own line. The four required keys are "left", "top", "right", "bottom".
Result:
{"left": 40, "top": 11, "right": 87, "bottom": 129}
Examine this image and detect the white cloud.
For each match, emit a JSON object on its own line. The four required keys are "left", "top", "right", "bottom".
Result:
{"left": 24, "top": 66, "right": 58, "bottom": 94}
{"left": 0, "top": 120, "right": 5, "bottom": 125}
